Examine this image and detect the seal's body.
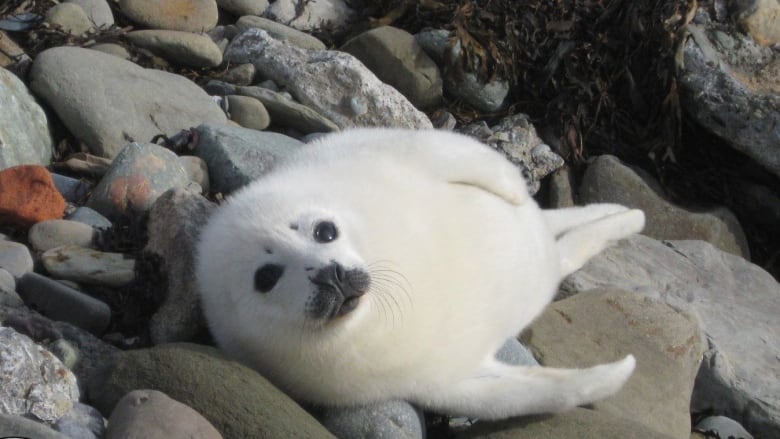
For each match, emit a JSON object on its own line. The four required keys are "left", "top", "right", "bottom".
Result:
{"left": 196, "top": 128, "right": 644, "bottom": 419}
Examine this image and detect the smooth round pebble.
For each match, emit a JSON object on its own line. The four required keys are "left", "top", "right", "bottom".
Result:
{"left": 41, "top": 245, "right": 135, "bottom": 288}
{"left": 66, "top": 206, "right": 113, "bottom": 231}
{"left": 226, "top": 95, "right": 270, "bottom": 130}
{"left": 125, "top": 30, "right": 223, "bottom": 68}
{"left": 45, "top": 3, "right": 93, "bottom": 35}
{"left": 28, "top": 219, "right": 97, "bottom": 253}
{"left": 0, "top": 240, "right": 34, "bottom": 278}
{"left": 88, "top": 43, "right": 132, "bottom": 60}
{"left": 178, "top": 156, "right": 210, "bottom": 193}
{"left": 119, "top": 0, "right": 218, "bottom": 32}
{"left": 0, "top": 267, "right": 16, "bottom": 291}
{"left": 66, "top": 0, "right": 115, "bottom": 28}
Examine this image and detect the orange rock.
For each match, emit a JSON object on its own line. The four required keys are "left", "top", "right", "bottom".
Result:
{"left": 0, "top": 165, "right": 66, "bottom": 227}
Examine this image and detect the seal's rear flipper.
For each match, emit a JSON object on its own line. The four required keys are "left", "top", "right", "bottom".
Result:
{"left": 417, "top": 355, "right": 635, "bottom": 420}
{"left": 553, "top": 208, "right": 645, "bottom": 277}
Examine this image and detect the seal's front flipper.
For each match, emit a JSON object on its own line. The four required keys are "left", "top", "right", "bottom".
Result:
{"left": 417, "top": 355, "right": 635, "bottom": 420}
{"left": 555, "top": 208, "right": 645, "bottom": 277}
{"left": 403, "top": 130, "right": 529, "bottom": 205}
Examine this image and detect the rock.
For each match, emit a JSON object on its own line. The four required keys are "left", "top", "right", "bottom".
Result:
{"left": 0, "top": 30, "right": 31, "bottom": 73}
{"left": 415, "top": 29, "right": 510, "bottom": 112}
{"left": 235, "top": 15, "right": 325, "bottom": 50}
{"left": 265, "top": 0, "right": 352, "bottom": 33}
{"left": 459, "top": 114, "right": 564, "bottom": 195}
{"left": 88, "top": 43, "right": 131, "bottom": 59}
{"left": 66, "top": 207, "right": 113, "bottom": 231}
{"left": 494, "top": 337, "right": 539, "bottom": 366}
{"left": 194, "top": 123, "right": 302, "bottom": 194}
{"left": 29, "top": 220, "right": 97, "bottom": 253}
{"left": 461, "top": 407, "right": 676, "bottom": 439}
{"left": 65, "top": 0, "right": 115, "bottom": 28}
{"left": 548, "top": 165, "right": 576, "bottom": 208}
{"left": 216, "top": 0, "right": 268, "bottom": 16}
{"left": 49, "top": 339, "right": 80, "bottom": 370}
{"left": 53, "top": 402, "right": 106, "bottom": 439}
{"left": 54, "top": 153, "right": 114, "bottom": 177}
{"left": 694, "top": 415, "right": 754, "bottom": 439}
{"left": 0, "top": 165, "right": 66, "bottom": 226}
{"left": 734, "top": 0, "right": 780, "bottom": 46}
{"left": 0, "top": 326, "right": 79, "bottom": 423}
{"left": 118, "top": 0, "right": 218, "bottom": 32}
{"left": 45, "top": 3, "right": 94, "bottom": 35}
{"left": 561, "top": 235, "right": 780, "bottom": 438}
{"left": 316, "top": 400, "right": 425, "bottom": 439}
{"left": 88, "top": 343, "right": 336, "bottom": 438}
{"left": 206, "top": 80, "right": 339, "bottom": 133}
{"left": 41, "top": 245, "right": 135, "bottom": 288}
{"left": 579, "top": 155, "right": 750, "bottom": 258}
{"left": 178, "top": 156, "right": 210, "bottom": 192}
{"left": 0, "top": 268, "right": 14, "bottom": 292}
{"left": 226, "top": 95, "right": 270, "bottom": 130}
{"left": 341, "top": 26, "right": 442, "bottom": 109}
{"left": 125, "top": 30, "right": 223, "bottom": 68}
{"left": 87, "top": 143, "right": 189, "bottom": 220}
{"left": 0, "top": 67, "right": 54, "bottom": 170}
{"left": 0, "top": 241, "right": 34, "bottom": 278}
{"left": 30, "top": 46, "right": 227, "bottom": 159}
{"left": 106, "top": 390, "right": 222, "bottom": 439}
{"left": 0, "top": 414, "right": 71, "bottom": 439}
{"left": 525, "top": 289, "right": 704, "bottom": 438}
{"left": 225, "top": 28, "right": 432, "bottom": 129}
{"left": 51, "top": 173, "right": 92, "bottom": 203}
{"left": 221, "top": 62, "right": 255, "bottom": 85}
{"left": 52, "top": 321, "right": 120, "bottom": 395}
{"left": 144, "top": 188, "right": 216, "bottom": 344}
{"left": 678, "top": 23, "right": 780, "bottom": 179}
{"left": 17, "top": 272, "right": 111, "bottom": 334}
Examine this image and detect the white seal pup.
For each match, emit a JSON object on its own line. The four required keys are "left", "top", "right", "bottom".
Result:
{"left": 196, "top": 128, "right": 645, "bottom": 420}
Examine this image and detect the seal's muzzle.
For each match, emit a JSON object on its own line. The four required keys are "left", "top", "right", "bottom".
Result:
{"left": 308, "top": 262, "right": 370, "bottom": 319}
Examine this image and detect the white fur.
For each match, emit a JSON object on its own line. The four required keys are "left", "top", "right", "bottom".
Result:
{"left": 196, "top": 128, "right": 645, "bottom": 419}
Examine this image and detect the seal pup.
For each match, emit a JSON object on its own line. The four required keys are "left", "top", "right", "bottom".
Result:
{"left": 196, "top": 128, "right": 645, "bottom": 420}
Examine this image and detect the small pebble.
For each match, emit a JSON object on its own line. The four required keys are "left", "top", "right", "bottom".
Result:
{"left": 28, "top": 219, "right": 97, "bottom": 253}
{"left": 0, "top": 240, "right": 34, "bottom": 278}
{"left": 41, "top": 245, "right": 135, "bottom": 288}
{"left": 66, "top": 206, "right": 113, "bottom": 231}
{"left": 54, "top": 402, "right": 106, "bottom": 439}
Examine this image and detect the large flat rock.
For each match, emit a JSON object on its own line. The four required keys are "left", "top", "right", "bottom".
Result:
{"left": 30, "top": 47, "right": 226, "bottom": 159}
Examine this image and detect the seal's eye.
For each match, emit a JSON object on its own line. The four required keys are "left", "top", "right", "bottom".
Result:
{"left": 255, "top": 264, "right": 284, "bottom": 293}
{"left": 313, "top": 221, "right": 338, "bottom": 243}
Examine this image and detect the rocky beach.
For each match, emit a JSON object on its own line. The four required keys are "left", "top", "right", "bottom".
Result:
{"left": 0, "top": 0, "right": 778, "bottom": 438}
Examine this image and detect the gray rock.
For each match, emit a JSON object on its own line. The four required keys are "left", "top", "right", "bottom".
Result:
{"left": 225, "top": 28, "right": 432, "bottom": 129}
{"left": 459, "top": 114, "right": 564, "bottom": 195}
{"left": 207, "top": 80, "right": 339, "bottom": 133}
{"left": 45, "top": 3, "right": 93, "bottom": 35}
{"left": 580, "top": 155, "right": 750, "bottom": 258}
{"left": 265, "top": 0, "right": 352, "bottom": 33}
{"left": 561, "top": 235, "right": 780, "bottom": 438}
{"left": 341, "top": 26, "right": 443, "bottom": 109}
{"left": 88, "top": 43, "right": 131, "bottom": 59}
{"left": 221, "top": 62, "right": 255, "bottom": 85}
{"left": 144, "top": 187, "right": 215, "bottom": 344}
{"left": 525, "top": 289, "right": 705, "bottom": 439}
{"left": 0, "top": 326, "right": 80, "bottom": 423}
{"left": 462, "top": 407, "right": 676, "bottom": 439}
{"left": 125, "top": 30, "right": 223, "bottom": 68}
{"left": 548, "top": 165, "right": 576, "bottom": 208}
{"left": 87, "top": 143, "right": 189, "bottom": 219}
{"left": 118, "top": 0, "right": 218, "bottom": 32}
{"left": 0, "top": 67, "right": 53, "bottom": 170}
{"left": 216, "top": 0, "right": 268, "bottom": 16}
{"left": 194, "top": 123, "right": 302, "bottom": 194}
{"left": 414, "top": 29, "right": 510, "bottom": 112}
{"left": 0, "top": 268, "right": 14, "bottom": 293}
{"left": 65, "top": 0, "right": 115, "bottom": 28}
{"left": 53, "top": 402, "right": 106, "bottom": 439}
{"left": 0, "top": 414, "right": 71, "bottom": 439}
{"left": 51, "top": 173, "right": 92, "bottom": 203}
{"left": 178, "top": 155, "right": 210, "bottom": 193}
{"left": 30, "top": 46, "right": 226, "bottom": 159}
{"left": 52, "top": 321, "right": 120, "bottom": 395}
{"left": 235, "top": 15, "right": 326, "bottom": 50}
{"left": 28, "top": 220, "right": 97, "bottom": 253}
{"left": 17, "top": 272, "right": 111, "bottom": 334}
{"left": 55, "top": 152, "right": 114, "bottom": 177}
{"left": 41, "top": 245, "right": 135, "bottom": 288}
{"left": 494, "top": 337, "right": 539, "bottom": 366}
{"left": 694, "top": 415, "right": 754, "bottom": 439}
{"left": 106, "top": 390, "right": 222, "bottom": 439}
{"left": 679, "top": 23, "right": 780, "bottom": 178}
{"left": 88, "top": 343, "right": 336, "bottom": 439}
{"left": 226, "top": 94, "right": 270, "bottom": 130}
{"left": 317, "top": 400, "right": 425, "bottom": 439}
{"left": 0, "top": 240, "right": 34, "bottom": 278}
{"left": 66, "top": 207, "right": 112, "bottom": 231}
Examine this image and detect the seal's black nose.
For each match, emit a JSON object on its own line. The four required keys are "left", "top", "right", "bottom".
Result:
{"left": 309, "top": 262, "right": 370, "bottom": 319}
